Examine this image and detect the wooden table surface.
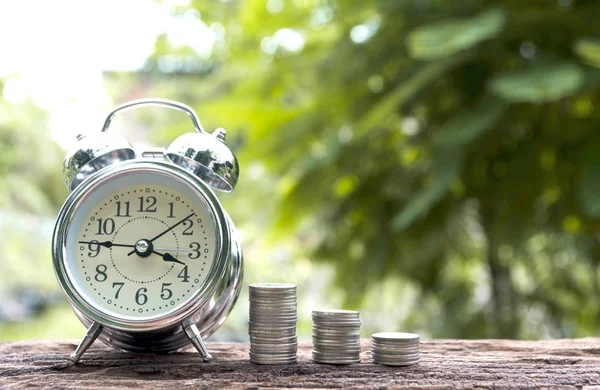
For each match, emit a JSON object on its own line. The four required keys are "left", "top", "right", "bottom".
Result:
{"left": 1, "top": 338, "right": 600, "bottom": 389}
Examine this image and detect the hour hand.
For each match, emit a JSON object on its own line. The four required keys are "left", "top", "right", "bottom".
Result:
{"left": 154, "top": 251, "right": 186, "bottom": 265}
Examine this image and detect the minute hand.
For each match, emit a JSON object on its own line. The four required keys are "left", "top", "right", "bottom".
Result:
{"left": 126, "top": 212, "right": 196, "bottom": 256}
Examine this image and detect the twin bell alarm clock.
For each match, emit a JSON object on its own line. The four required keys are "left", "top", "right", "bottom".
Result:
{"left": 52, "top": 99, "right": 243, "bottom": 363}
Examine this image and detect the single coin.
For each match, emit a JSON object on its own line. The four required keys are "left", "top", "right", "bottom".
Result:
{"left": 249, "top": 330, "right": 297, "bottom": 338}
{"left": 312, "top": 355, "right": 361, "bottom": 365}
{"left": 250, "top": 358, "right": 297, "bottom": 365}
{"left": 373, "top": 357, "right": 420, "bottom": 367}
{"left": 250, "top": 349, "right": 298, "bottom": 356}
{"left": 371, "top": 332, "right": 419, "bottom": 341}
{"left": 250, "top": 282, "right": 296, "bottom": 289}
{"left": 372, "top": 351, "right": 420, "bottom": 359}
{"left": 312, "top": 309, "right": 359, "bottom": 317}
{"left": 313, "top": 327, "right": 361, "bottom": 334}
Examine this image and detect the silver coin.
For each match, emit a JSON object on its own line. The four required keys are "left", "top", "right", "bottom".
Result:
{"left": 250, "top": 301, "right": 297, "bottom": 306}
{"left": 312, "top": 355, "right": 360, "bottom": 365}
{"left": 250, "top": 353, "right": 297, "bottom": 361}
{"left": 371, "top": 341, "right": 420, "bottom": 349}
{"left": 371, "top": 339, "right": 419, "bottom": 346}
{"left": 313, "top": 320, "right": 361, "bottom": 326}
{"left": 249, "top": 292, "right": 296, "bottom": 299}
{"left": 314, "top": 347, "right": 362, "bottom": 354}
{"left": 312, "top": 328, "right": 361, "bottom": 336}
{"left": 372, "top": 347, "right": 420, "bottom": 355}
{"left": 250, "top": 348, "right": 298, "bottom": 355}
{"left": 249, "top": 317, "right": 298, "bottom": 324}
{"left": 250, "top": 315, "right": 298, "bottom": 321}
{"left": 313, "top": 315, "right": 360, "bottom": 321}
{"left": 372, "top": 351, "right": 420, "bottom": 359}
{"left": 250, "top": 357, "right": 297, "bottom": 365}
{"left": 313, "top": 338, "right": 360, "bottom": 345}
{"left": 249, "top": 301, "right": 297, "bottom": 307}
{"left": 312, "top": 309, "right": 359, "bottom": 317}
{"left": 312, "top": 355, "right": 361, "bottom": 363}
{"left": 313, "top": 339, "right": 360, "bottom": 346}
{"left": 249, "top": 332, "right": 297, "bottom": 338}
{"left": 249, "top": 311, "right": 298, "bottom": 317}
{"left": 250, "top": 335, "right": 297, "bottom": 343}
{"left": 371, "top": 342, "right": 419, "bottom": 349}
{"left": 250, "top": 344, "right": 297, "bottom": 351}
{"left": 249, "top": 282, "right": 296, "bottom": 289}
{"left": 372, "top": 332, "right": 419, "bottom": 341}
{"left": 373, "top": 357, "right": 420, "bottom": 366}
{"left": 249, "top": 331, "right": 297, "bottom": 337}
{"left": 312, "top": 349, "right": 361, "bottom": 357}
{"left": 249, "top": 322, "right": 297, "bottom": 329}
{"left": 250, "top": 305, "right": 297, "bottom": 311}
{"left": 313, "top": 337, "right": 360, "bottom": 344}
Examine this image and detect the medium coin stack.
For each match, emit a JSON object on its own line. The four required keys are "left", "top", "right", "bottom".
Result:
{"left": 312, "top": 309, "right": 361, "bottom": 364}
{"left": 248, "top": 283, "right": 297, "bottom": 365}
{"left": 371, "top": 332, "right": 420, "bottom": 366}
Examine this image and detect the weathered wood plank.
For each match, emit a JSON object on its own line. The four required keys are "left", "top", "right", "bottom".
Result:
{"left": 1, "top": 338, "right": 600, "bottom": 389}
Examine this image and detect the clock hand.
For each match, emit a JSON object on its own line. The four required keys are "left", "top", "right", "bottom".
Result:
{"left": 78, "top": 241, "right": 135, "bottom": 249}
{"left": 127, "top": 212, "right": 196, "bottom": 256}
{"left": 154, "top": 248, "right": 189, "bottom": 253}
{"left": 153, "top": 250, "right": 186, "bottom": 265}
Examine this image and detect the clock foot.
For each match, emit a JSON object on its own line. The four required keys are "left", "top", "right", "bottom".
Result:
{"left": 70, "top": 322, "right": 103, "bottom": 363}
{"left": 182, "top": 318, "right": 213, "bottom": 362}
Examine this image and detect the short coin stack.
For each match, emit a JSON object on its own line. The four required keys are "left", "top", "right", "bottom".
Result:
{"left": 371, "top": 332, "right": 420, "bottom": 366}
{"left": 248, "top": 283, "right": 297, "bottom": 365}
{"left": 312, "top": 309, "right": 361, "bottom": 364}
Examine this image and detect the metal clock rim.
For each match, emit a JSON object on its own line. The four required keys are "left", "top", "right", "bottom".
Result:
{"left": 52, "top": 160, "right": 231, "bottom": 333}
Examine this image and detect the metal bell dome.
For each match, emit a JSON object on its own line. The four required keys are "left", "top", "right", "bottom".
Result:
{"left": 166, "top": 128, "right": 239, "bottom": 192}
{"left": 63, "top": 132, "right": 136, "bottom": 192}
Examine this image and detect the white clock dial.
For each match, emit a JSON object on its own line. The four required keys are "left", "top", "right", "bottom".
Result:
{"left": 65, "top": 173, "right": 218, "bottom": 320}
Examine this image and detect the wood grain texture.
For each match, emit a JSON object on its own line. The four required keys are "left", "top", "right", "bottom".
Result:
{"left": 1, "top": 338, "right": 600, "bottom": 389}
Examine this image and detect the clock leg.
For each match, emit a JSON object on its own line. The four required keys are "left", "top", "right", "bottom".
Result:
{"left": 70, "top": 322, "right": 103, "bottom": 363}
{"left": 182, "top": 318, "right": 213, "bottom": 362}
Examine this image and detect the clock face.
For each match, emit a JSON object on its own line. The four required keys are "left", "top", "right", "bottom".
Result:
{"left": 63, "top": 170, "right": 219, "bottom": 320}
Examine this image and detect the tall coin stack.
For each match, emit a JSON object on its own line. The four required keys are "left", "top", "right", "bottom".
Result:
{"left": 371, "top": 332, "right": 420, "bottom": 366}
{"left": 248, "top": 283, "right": 297, "bottom": 365}
{"left": 312, "top": 310, "right": 361, "bottom": 364}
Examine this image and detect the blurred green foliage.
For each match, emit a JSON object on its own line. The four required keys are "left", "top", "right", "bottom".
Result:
{"left": 141, "top": 0, "right": 600, "bottom": 338}
{"left": 3, "top": 0, "right": 600, "bottom": 341}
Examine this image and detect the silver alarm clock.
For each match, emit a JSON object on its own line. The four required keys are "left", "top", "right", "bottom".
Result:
{"left": 52, "top": 99, "right": 243, "bottom": 363}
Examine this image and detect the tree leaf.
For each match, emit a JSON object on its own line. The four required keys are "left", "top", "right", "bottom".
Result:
{"left": 433, "top": 97, "right": 506, "bottom": 149}
{"left": 390, "top": 153, "right": 462, "bottom": 231}
{"left": 356, "top": 54, "right": 469, "bottom": 137}
{"left": 578, "top": 142, "right": 600, "bottom": 218}
{"left": 406, "top": 8, "right": 506, "bottom": 60}
{"left": 573, "top": 38, "right": 600, "bottom": 69}
{"left": 489, "top": 62, "right": 584, "bottom": 103}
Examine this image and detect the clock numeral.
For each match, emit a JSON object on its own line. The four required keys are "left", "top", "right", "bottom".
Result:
{"left": 112, "top": 282, "right": 124, "bottom": 299}
{"left": 95, "top": 264, "right": 107, "bottom": 282}
{"left": 135, "top": 287, "right": 148, "bottom": 305}
{"left": 87, "top": 240, "right": 101, "bottom": 257}
{"left": 182, "top": 220, "right": 193, "bottom": 235}
{"left": 138, "top": 196, "right": 157, "bottom": 212}
{"left": 189, "top": 242, "right": 201, "bottom": 259}
{"left": 178, "top": 265, "right": 190, "bottom": 283}
{"left": 168, "top": 202, "right": 176, "bottom": 218}
{"left": 115, "top": 201, "right": 131, "bottom": 217}
{"left": 160, "top": 283, "right": 173, "bottom": 300}
{"left": 96, "top": 218, "right": 115, "bottom": 235}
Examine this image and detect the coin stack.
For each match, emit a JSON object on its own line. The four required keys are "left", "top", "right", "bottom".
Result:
{"left": 312, "top": 309, "right": 361, "bottom": 364}
{"left": 248, "top": 283, "right": 297, "bottom": 365}
{"left": 371, "top": 332, "right": 420, "bottom": 366}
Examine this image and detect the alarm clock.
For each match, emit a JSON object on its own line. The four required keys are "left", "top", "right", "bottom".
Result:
{"left": 52, "top": 99, "right": 243, "bottom": 363}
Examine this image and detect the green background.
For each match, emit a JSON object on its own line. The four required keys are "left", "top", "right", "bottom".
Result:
{"left": 1, "top": 0, "right": 600, "bottom": 341}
